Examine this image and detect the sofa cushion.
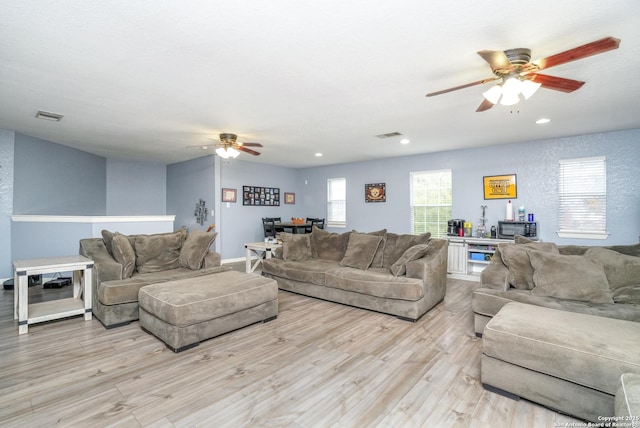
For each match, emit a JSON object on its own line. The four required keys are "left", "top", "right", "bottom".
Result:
{"left": 281, "top": 233, "right": 312, "bottom": 261}
{"left": 390, "top": 243, "right": 430, "bottom": 277}
{"left": 352, "top": 229, "right": 387, "bottom": 268}
{"left": 383, "top": 232, "right": 431, "bottom": 268}
{"left": 179, "top": 230, "right": 218, "bottom": 270}
{"left": 134, "top": 230, "right": 186, "bottom": 274}
{"left": 262, "top": 258, "right": 340, "bottom": 286}
{"left": 98, "top": 266, "right": 231, "bottom": 305}
{"left": 616, "top": 373, "right": 640, "bottom": 421}
{"left": 325, "top": 267, "right": 424, "bottom": 301}
{"left": 585, "top": 247, "right": 640, "bottom": 292}
{"left": 529, "top": 252, "right": 614, "bottom": 304}
{"left": 310, "top": 227, "right": 350, "bottom": 261}
{"left": 101, "top": 229, "right": 136, "bottom": 257}
{"left": 340, "top": 233, "right": 383, "bottom": 270}
{"left": 500, "top": 242, "right": 559, "bottom": 290}
{"left": 111, "top": 233, "right": 136, "bottom": 279}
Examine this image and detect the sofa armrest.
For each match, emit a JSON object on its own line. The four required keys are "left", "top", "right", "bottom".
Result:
{"left": 406, "top": 239, "right": 448, "bottom": 304}
{"left": 203, "top": 251, "right": 221, "bottom": 268}
{"left": 79, "top": 238, "right": 123, "bottom": 283}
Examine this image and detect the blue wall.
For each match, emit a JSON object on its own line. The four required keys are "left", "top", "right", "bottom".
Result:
{"left": 300, "top": 130, "right": 640, "bottom": 245}
{"left": 0, "top": 130, "right": 15, "bottom": 278}
{"left": 106, "top": 159, "right": 167, "bottom": 215}
{"left": 13, "top": 134, "right": 107, "bottom": 215}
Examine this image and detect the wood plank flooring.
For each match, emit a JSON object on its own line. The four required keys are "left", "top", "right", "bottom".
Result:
{"left": 0, "top": 271, "right": 582, "bottom": 427}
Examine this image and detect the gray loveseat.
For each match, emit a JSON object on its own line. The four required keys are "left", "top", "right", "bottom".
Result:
{"left": 262, "top": 227, "right": 448, "bottom": 321}
{"left": 473, "top": 236, "right": 640, "bottom": 335}
{"left": 79, "top": 228, "right": 229, "bottom": 328}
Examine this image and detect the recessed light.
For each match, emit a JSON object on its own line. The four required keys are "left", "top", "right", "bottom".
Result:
{"left": 314, "top": 153, "right": 323, "bottom": 157}
{"left": 536, "top": 118, "right": 551, "bottom": 124}
{"left": 400, "top": 138, "right": 410, "bottom": 145}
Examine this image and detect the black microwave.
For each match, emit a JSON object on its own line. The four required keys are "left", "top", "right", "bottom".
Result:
{"left": 497, "top": 221, "right": 537, "bottom": 239}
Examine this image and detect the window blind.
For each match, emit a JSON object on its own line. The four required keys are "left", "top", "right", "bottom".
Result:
{"left": 410, "top": 170, "right": 452, "bottom": 238}
{"left": 327, "top": 177, "right": 346, "bottom": 226}
{"left": 558, "top": 156, "right": 606, "bottom": 235}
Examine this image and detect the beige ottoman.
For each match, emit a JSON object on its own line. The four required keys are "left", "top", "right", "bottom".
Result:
{"left": 482, "top": 302, "right": 640, "bottom": 423}
{"left": 139, "top": 271, "right": 278, "bottom": 352}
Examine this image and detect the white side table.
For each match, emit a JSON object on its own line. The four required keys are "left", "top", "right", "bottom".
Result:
{"left": 244, "top": 242, "right": 282, "bottom": 273}
{"left": 13, "top": 255, "right": 93, "bottom": 335}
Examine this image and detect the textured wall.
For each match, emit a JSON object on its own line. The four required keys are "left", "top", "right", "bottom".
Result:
{"left": 0, "top": 130, "right": 15, "bottom": 278}
{"left": 106, "top": 159, "right": 166, "bottom": 215}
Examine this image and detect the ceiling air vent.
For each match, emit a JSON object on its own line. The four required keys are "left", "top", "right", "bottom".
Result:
{"left": 375, "top": 131, "right": 403, "bottom": 139}
{"left": 35, "top": 110, "right": 64, "bottom": 122}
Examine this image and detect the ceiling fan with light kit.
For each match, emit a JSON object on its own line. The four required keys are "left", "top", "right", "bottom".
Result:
{"left": 189, "top": 133, "right": 263, "bottom": 158}
{"left": 426, "top": 36, "right": 620, "bottom": 112}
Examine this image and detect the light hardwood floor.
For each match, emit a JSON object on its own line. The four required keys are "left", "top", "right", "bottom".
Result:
{"left": 0, "top": 270, "right": 582, "bottom": 427}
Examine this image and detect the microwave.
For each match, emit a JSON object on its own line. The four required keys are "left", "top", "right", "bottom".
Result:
{"left": 497, "top": 221, "right": 537, "bottom": 239}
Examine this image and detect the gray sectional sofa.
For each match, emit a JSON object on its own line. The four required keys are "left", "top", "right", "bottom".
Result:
{"left": 262, "top": 227, "right": 448, "bottom": 321}
{"left": 80, "top": 228, "right": 229, "bottom": 328}
{"left": 473, "top": 236, "right": 640, "bottom": 335}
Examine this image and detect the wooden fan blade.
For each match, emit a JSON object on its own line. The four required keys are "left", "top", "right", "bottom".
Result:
{"left": 476, "top": 99, "right": 494, "bottom": 112}
{"left": 528, "top": 73, "right": 585, "bottom": 93}
{"left": 534, "top": 36, "right": 620, "bottom": 71}
{"left": 237, "top": 146, "right": 261, "bottom": 156}
{"left": 477, "top": 50, "right": 512, "bottom": 72}
{"left": 426, "top": 77, "right": 499, "bottom": 97}
{"left": 239, "top": 142, "right": 263, "bottom": 147}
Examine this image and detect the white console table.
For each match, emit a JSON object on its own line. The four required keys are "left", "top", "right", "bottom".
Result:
{"left": 244, "top": 242, "right": 282, "bottom": 273}
{"left": 445, "top": 236, "right": 514, "bottom": 281}
{"left": 13, "top": 255, "right": 93, "bottom": 334}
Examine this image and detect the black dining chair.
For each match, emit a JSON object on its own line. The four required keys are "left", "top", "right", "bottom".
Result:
{"left": 262, "top": 217, "right": 277, "bottom": 238}
{"left": 305, "top": 217, "right": 325, "bottom": 233}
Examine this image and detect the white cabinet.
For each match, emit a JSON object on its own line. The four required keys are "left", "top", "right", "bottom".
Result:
{"left": 445, "top": 237, "right": 513, "bottom": 281}
{"left": 447, "top": 239, "right": 467, "bottom": 274}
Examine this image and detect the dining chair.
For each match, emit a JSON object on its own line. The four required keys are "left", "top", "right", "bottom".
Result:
{"left": 262, "top": 218, "right": 277, "bottom": 238}
{"left": 305, "top": 217, "right": 325, "bottom": 233}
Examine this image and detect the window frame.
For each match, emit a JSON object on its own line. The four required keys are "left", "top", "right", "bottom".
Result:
{"left": 557, "top": 156, "right": 609, "bottom": 240}
{"left": 410, "top": 169, "right": 452, "bottom": 238}
{"left": 327, "top": 177, "right": 346, "bottom": 228}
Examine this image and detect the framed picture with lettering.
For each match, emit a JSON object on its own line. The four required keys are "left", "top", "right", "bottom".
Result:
{"left": 483, "top": 174, "right": 517, "bottom": 199}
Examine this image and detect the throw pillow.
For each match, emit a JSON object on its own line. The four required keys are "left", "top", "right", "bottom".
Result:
{"left": 500, "top": 242, "right": 559, "bottom": 290}
{"left": 281, "top": 233, "right": 312, "bottom": 261}
{"left": 529, "top": 252, "right": 614, "bottom": 304}
{"left": 179, "top": 229, "right": 218, "bottom": 270}
{"left": 584, "top": 247, "right": 640, "bottom": 291}
{"left": 612, "top": 285, "right": 640, "bottom": 305}
{"left": 389, "top": 243, "right": 430, "bottom": 277}
{"left": 111, "top": 233, "right": 136, "bottom": 278}
{"left": 352, "top": 229, "right": 387, "bottom": 268}
{"left": 340, "top": 233, "right": 383, "bottom": 270}
{"left": 134, "top": 230, "right": 187, "bottom": 274}
{"left": 310, "top": 227, "right": 350, "bottom": 261}
{"left": 382, "top": 232, "right": 431, "bottom": 268}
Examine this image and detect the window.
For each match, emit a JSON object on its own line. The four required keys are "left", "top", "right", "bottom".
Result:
{"left": 410, "top": 170, "right": 452, "bottom": 238}
{"left": 558, "top": 156, "right": 608, "bottom": 239}
{"left": 327, "top": 177, "right": 346, "bottom": 227}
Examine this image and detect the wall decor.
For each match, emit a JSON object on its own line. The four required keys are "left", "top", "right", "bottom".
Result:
{"left": 222, "top": 188, "right": 237, "bottom": 203}
{"left": 365, "top": 183, "right": 386, "bottom": 203}
{"left": 284, "top": 192, "right": 295, "bottom": 204}
{"left": 483, "top": 174, "right": 517, "bottom": 199}
{"left": 243, "top": 185, "right": 280, "bottom": 206}
{"left": 194, "top": 199, "right": 208, "bottom": 225}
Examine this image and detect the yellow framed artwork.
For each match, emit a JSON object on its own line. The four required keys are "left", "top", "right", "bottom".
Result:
{"left": 483, "top": 174, "right": 517, "bottom": 199}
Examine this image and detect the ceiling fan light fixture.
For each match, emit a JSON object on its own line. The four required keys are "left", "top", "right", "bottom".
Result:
{"left": 482, "top": 85, "right": 502, "bottom": 104}
{"left": 521, "top": 79, "right": 542, "bottom": 100}
{"left": 501, "top": 77, "right": 522, "bottom": 98}
{"left": 215, "top": 147, "right": 240, "bottom": 159}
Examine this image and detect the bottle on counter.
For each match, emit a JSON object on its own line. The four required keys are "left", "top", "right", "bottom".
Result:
{"left": 518, "top": 205, "right": 525, "bottom": 221}
{"left": 490, "top": 225, "right": 496, "bottom": 238}
{"left": 506, "top": 200, "right": 514, "bottom": 221}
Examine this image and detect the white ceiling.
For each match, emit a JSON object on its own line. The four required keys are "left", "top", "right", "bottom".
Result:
{"left": 1, "top": 1, "right": 639, "bottom": 168}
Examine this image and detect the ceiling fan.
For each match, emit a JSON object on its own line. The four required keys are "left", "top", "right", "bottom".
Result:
{"left": 191, "top": 133, "right": 263, "bottom": 158}
{"left": 425, "top": 36, "right": 621, "bottom": 112}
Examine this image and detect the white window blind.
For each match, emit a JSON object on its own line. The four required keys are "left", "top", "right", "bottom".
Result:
{"left": 327, "top": 177, "right": 346, "bottom": 227}
{"left": 558, "top": 156, "right": 608, "bottom": 239}
{"left": 410, "top": 169, "right": 452, "bottom": 238}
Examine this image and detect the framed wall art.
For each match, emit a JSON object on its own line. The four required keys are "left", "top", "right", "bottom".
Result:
{"left": 284, "top": 192, "right": 295, "bottom": 204}
{"left": 242, "top": 185, "right": 280, "bottom": 206}
{"left": 365, "top": 183, "right": 386, "bottom": 203}
{"left": 483, "top": 174, "right": 517, "bottom": 199}
{"left": 222, "top": 188, "right": 237, "bottom": 203}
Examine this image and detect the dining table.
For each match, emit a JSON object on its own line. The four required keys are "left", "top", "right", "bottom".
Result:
{"left": 275, "top": 222, "right": 313, "bottom": 234}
